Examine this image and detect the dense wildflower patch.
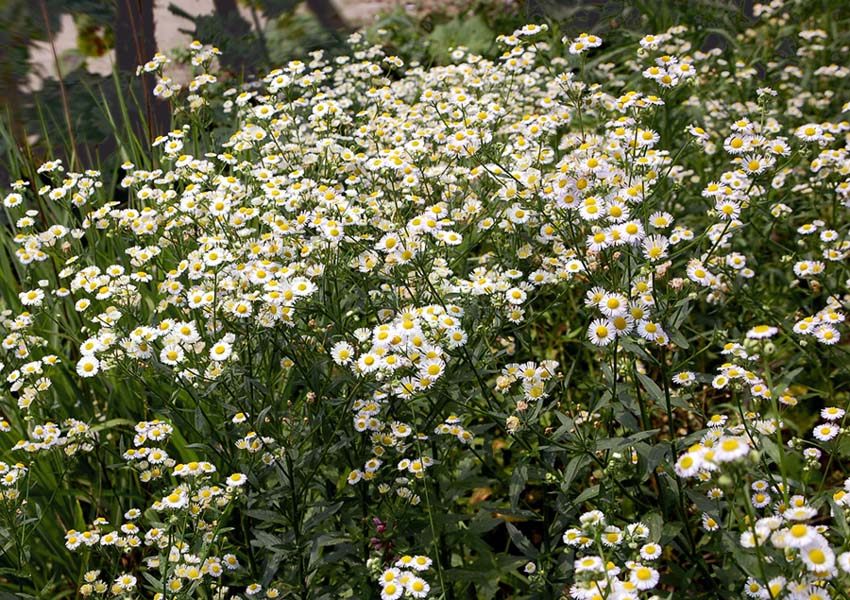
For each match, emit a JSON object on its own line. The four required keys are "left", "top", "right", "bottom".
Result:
{"left": 1, "top": 1, "right": 850, "bottom": 597}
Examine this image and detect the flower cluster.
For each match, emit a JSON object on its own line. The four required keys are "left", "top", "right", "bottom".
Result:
{"left": 562, "top": 510, "right": 661, "bottom": 599}
{"left": 739, "top": 492, "right": 850, "bottom": 598}
{"left": 375, "top": 554, "right": 434, "bottom": 600}
{"left": 65, "top": 419, "right": 248, "bottom": 598}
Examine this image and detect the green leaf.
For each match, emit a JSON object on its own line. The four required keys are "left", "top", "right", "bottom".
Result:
{"left": 595, "top": 436, "right": 625, "bottom": 451}
{"left": 596, "top": 430, "right": 658, "bottom": 451}
{"left": 303, "top": 501, "right": 344, "bottom": 532}
{"left": 619, "top": 337, "right": 653, "bottom": 361}
{"left": 644, "top": 511, "right": 664, "bottom": 543}
{"left": 668, "top": 327, "right": 690, "bottom": 349}
{"left": 252, "top": 529, "right": 285, "bottom": 550}
{"left": 509, "top": 462, "right": 528, "bottom": 509}
{"left": 626, "top": 429, "right": 661, "bottom": 444}
{"left": 561, "top": 455, "right": 588, "bottom": 491}
{"left": 637, "top": 372, "right": 665, "bottom": 404}
{"left": 466, "top": 513, "right": 502, "bottom": 535}
{"left": 505, "top": 522, "right": 538, "bottom": 558}
{"left": 245, "top": 509, "right": 288, "bottom": 525}
{"left": 828, "top": 498, "right": 849, "bottom": 537}
{"left": 308, "top": 534, "right": 352, "bottom": 570}
{"left": 571, "top": 484, "right": 600, "bottom": 506}
{"left": 661, "top": 522, "right": 684, "bottom": 544}
{"left": 89, "top": 418, "right": 135, "bottom": 433}
{"left": 646, "top": 443, "right": 670, "bottom": 471}
{"left": 759, "top": 435, "right": 782, "bottom": 466}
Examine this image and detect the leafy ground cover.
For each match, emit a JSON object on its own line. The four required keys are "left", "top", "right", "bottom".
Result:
{"left": 1, "top": 1, "right": 850, "bottom": 598}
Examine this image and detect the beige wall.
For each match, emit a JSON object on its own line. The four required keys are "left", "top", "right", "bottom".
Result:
{"left": 27, "top": 0, "right": 397, "bottom": 90}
